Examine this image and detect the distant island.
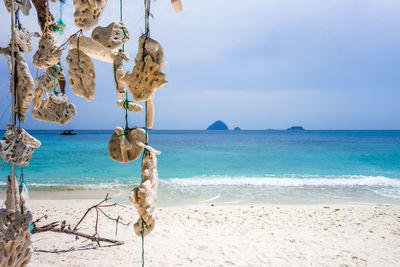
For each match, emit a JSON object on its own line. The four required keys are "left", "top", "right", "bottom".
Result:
{"left": 287, "top": 126, "right": 305, "bottom": 131}
{"left": 234, "top": 127, "right": 241, "bottom": 131}
{"left": 207, "top": 120, "right": 228, "bottom": 130}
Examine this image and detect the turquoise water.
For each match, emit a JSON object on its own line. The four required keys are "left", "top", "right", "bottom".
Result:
{"left": 1, "top": 130, "right": 400, "bottom": 205}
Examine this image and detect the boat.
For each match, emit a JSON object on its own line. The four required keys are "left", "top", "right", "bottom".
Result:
{"left": 60, "top": 130, "right": 77, "bottom": 135}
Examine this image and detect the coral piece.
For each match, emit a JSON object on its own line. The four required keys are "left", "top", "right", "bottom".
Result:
{"left": 112, "top": 49, "right": 129, "bottom": 98}
{"left": 73, "top": 0, "right": 108, "bottom": 31}
{"left": 4, "top": 0, "right": 32, "bottom": 15}
{"left": 14, "top": 52, "right": 35, "bottom": 122}
{"left": 92, "top": 22, "right": 129, "bottom": 49}
{"left": 134, "top": 35, "right": 165, "bottom": 68}
{"left": 0, "top": 125, "right": 41, "bottom": 167}
{"left": 69, "top": 34, "right": 115, "bottom": 63}
{"left": 146, "top": 98, "right": 154, "bottom": 129}
{"left": 0, "top": 46, "right": 11, "bottom": 70}
{"left": 121, "top": 35, "right": 167, "bottom": 103}
{"left": 66, "top": 48, "right": 96, "bottom": 101}
{"left": 0, "top": 209, "right": 33, "bottom": 267}
{"left": 36, "top": 64, "right": 65, "bottom": 95}
{"left": 32, "top": 92, "right": 77, "bottom": 125}
{"left": 12, "top": 25, "right": 32, "bottom": 52}
{"left": 171, "top": 0, "right": 182, "bottom": 13}
{"left": 108, "top": 127, "right": 147, "bottom": 163}
{"left": 116, "top": 100, "right": 142, "bottom": 113}
{"left": 33, "top": 32, "right": 62, "bottom": 69}
{"left": 33, "top": 88, "right": 43, "bottom": 110}
{"left": 5, "top": 174, "right": 19, "bottom": 212}
{"left": 129, "top": 151, "right": 159, "bottom": 237}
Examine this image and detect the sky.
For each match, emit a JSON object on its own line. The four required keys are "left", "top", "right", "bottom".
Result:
{"left": 0, "top": 0, "right": 399, "bottom": 130}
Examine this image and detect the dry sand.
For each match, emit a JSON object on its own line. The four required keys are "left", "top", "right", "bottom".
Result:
{"left": 28, "top": 199, "right": 400, "bottom": 266}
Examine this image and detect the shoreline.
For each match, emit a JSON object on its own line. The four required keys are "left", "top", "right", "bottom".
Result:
{"left": 28, "top": 199, "right": 400, "bottom": 266}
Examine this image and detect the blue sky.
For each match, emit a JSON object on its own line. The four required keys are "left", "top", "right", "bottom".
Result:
{"left": 0, "top": 0, "right": 399, "bottom": 130}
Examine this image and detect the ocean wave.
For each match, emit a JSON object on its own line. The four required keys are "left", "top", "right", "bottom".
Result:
{"left": 163, "top": 175, "right": 400, "bottom": 187}
{"left": 0, "top": 175, "right": 399, "bottom": 190}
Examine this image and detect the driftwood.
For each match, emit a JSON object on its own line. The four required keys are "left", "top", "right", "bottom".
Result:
{"left": 32, "top": 194, "right": 128, "bottom": 246}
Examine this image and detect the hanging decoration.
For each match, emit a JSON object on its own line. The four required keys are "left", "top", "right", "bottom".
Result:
{"left": 1, "top": 0, "right": 184, "bottom": 265}
{"left": 91, "top": 22, "right": 130, "bottom": 49}
{"left": 66, "top": 48, "right": 96, "bottom": 101}
{"left": 73, "top": 0, "right": 108, "bottom": 31}
{"left": 0, "top": 125, "right": 41, "bottom": 167}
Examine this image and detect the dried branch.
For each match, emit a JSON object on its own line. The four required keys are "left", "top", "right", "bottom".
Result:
{"left": 32, "top": 194, "right": 131, "bottom": 246}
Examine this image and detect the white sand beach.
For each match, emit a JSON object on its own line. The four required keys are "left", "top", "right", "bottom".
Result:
{"left": 29, "top": 198, "right": 400, "bottom": 266}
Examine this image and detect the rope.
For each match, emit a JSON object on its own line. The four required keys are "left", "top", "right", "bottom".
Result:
{"left": 141, "top": 218, "right": 146, "bottom": 267}
{"left": 54, "top": 0, "right": 66, "bottom": 35}
{"left": 53, "top": 64, "right": 57, "bottom": 94}
{"left": 18, "top": 167, "right": 25, "bottom": 215}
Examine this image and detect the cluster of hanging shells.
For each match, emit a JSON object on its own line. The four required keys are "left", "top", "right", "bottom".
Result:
{"left": 0, "top": 2, "right": 183, "bottom": 261}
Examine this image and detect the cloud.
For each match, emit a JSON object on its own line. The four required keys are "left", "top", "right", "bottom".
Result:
{"left": 0, "top": 0, "right": 399, "bottom": 129}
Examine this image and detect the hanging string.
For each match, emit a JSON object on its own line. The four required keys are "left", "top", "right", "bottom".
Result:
{"left": 120, "top": 0, "right": 127, "bottom": 51}
{"left": 141, "top": 218, "right": 146, "bottom": 267}
{"left": 19, "top": 167, "right": 25, "bottom": 215}
{"left": 15, "top": 9, "right": 22, "bottom": 30}
{"left": 55, "top": 0, "right": 66, "bottom": 34}
{"left": 53, "top": 64, "right": 57, "bottom": 94}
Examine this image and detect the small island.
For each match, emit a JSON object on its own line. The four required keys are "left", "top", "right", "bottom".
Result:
{"left": 207, "top": 120, "right": 229, "bottom": 130}
{"left": 287, "top": 126, "right": 305, "bottom": 131}
{"left": 234, "top": 127, "right": 241, "bottom": 131}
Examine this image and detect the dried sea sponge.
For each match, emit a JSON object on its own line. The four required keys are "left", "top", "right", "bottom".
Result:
{"left": 3, "top": 0, "right": 32, "bottom": 16}
{"left": 73, "top": 0, "right": 108, "bottom": 31}
{"left": 171, "top": 0, "right": 182, "bottom": 13}
{"left": 69, "top": 34, "right": 115, "bottom": 63}
{"left": 129, "top": 151, "right": 159, "bottom": 237}
{"left": 12, "top": 25, "right": 32, "bottom": 52}
{"left": 112, "top": 49, "right": 129, "bottom": 98}
{"left": 0, "top": 125, "right": 41, "bottom": 167}
{"left": 32, "top": 92, "right": 77, "bottom": 125}
{"left": 66, "top": 48, "right": 96, "bottom": 101}
{"left": 121, "top": 35, "right": 167, "bottom": 103}
{"left": 33, "top": 32, "right": 62, "bottom": 69}
{"left": 0, "top": 209, "right": 33, "bottom": 267}
{"left": 14, "top": 52, "right": 35, "bottom": 122}
{"left": 92, "top": 22, "right": 129, "bottom": 50}
{"left": 36, "top": 64, "right": 66, "bottom": 95}
{"left": 108, "top": 127, "right": 148, "bottom": 163}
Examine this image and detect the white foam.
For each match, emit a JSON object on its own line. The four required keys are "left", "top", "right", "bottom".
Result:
{"left": 163, "top": 175, "right": 400, "bottom": 187}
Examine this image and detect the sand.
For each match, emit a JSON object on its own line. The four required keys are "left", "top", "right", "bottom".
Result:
{"left": 27, "top": 198, "right": 400, "bottom": 266}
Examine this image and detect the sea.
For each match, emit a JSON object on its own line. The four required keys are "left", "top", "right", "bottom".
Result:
{"left": 1, "top": 130, "right": 400, "bottom": 206}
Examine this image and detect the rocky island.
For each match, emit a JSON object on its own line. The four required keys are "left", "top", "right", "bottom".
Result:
{"left": 207, "top": 120, "right": 229, "bottom": 130}
{"left": 287, "top": 126, "right": 305, "bottom": 131}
